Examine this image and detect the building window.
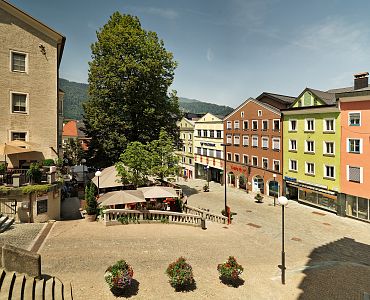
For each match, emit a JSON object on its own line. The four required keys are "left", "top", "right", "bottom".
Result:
{"left": 227, "top": 121, "right": 232, "bottom": 130}
{"left": 189, "top": 158, "right": 192, "bottom": 164}
{"left": 289, "top": 139, "right": 297, "bottom": 151}
{"left": 289, "top": 119, "right": 297, "bottom": 131}
{"left": 252, "top": 135, "right": 258, "bottom": 147}
{"left": 262, "top": 137, "right": 269, "bottom": 149}
{"left": 262, "top": 158, "right": 268, "bottom": 169}
{"left": 258, "top": 110, "right": 262, "bottom": 117}
{"left": 241, "top": 111, "right": 244, "bottom": 118}
{"left": 273, "top": 160, "right": 280, "bottom": 172}
{"left": 305, "top": 140, "right": 315, "bottom": 153}
{"left": 234, "top": 153, "right": 240, "bottom": 162}
{"left": 11, "top": 93, "right": 27, "bottom": 113}
{"left": 262, "top": 120, "right": 268, "bottom": 131}
{"left": 349, "top": 112, "right": 361, "bottom": 126}
{"left": 227, "top": 152, "right": 232, "bottom": 161}
{"left": 252, "top": 120, "right": 258, "bottom": 130}
{"left": 305, "top": 162, "right": 315, "bottom": 175}
{"left": 183, "top": 133, "right": 186, "bottom": 139}
{"left": 210, "top": 130, "right": 214, "bottom": 138}
{"left": 216, "top": 150, "right": 222, "bottom": 158}
{"left": 183, "top": 146, "right": 186, "bottom": 152}
{"left": 348, "top": 139, "right": 362, "bottom": 154}
{"left": 324, "top": 141, "right": 334, "bottom": 155}
{"left": 324, "top": 119, "right": 335, "bottom": 132}
{"left": 234, "top": 135, "right": 240, "bottom": 145}
{"left": 189, "top": 147, "right": 192, "bottom": 153}
{"left": 203, "top": 148, "right": 208, "bottom": 156}
{"left": 347, "top": 166, "right": 362, "bottom": 183}
{"left": 324, "top": 165, "right": 335, "bottom": 179}
{"left": 189, "top": 133, "right": 192, "bottom": 139}
{"left": 243, "top": 121, "right": 249, "bottom": 130}
{"left": 289, "top": 159, "right": 298, "bottom": 171}
{"left": 216, "top": 130, "right": 222, "bottom": 138}
{"left": 182, "top": 157, "right": 186, "bottom": 163}
{"left": 234, "top": 120, "right": 240, "bottom": 129}
{"left": 197, "top": 130, "right": 201, "bottom": 137}
{"left": 197, "top": 147, "right": 201, "bottom": 155}
{"left": 273, "top": 119, "right": 280, "bottom": 131}
{"left": 242, "top": 135, "right": 249, "bottom": 146}
{"left": 243, "top": 155, "right": 248, "bottom": 164}
{"left": 305, "top": 119, "right": 315, "bottom": 132}
{"left": 272, "top": 138, "right": 280, "bottom": 151}
{"left": 252, "top": 156, "right": 258, "bottom": 166}
{"left": 11, "top": 132, "right": 27, "bottom": 141}
{"left": 11, "top": 51, "right": 27, "bottom": 72}
{"left": 209, "top": 149, "right": 214, "bottom": 157}
{"left": 226, "top": 134, "right": 232, "bottom": 144}
{"left": 203, "top": 130, "right": 208, "bottom": 138}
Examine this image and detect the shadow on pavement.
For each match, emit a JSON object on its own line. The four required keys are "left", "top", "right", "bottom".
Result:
{"left": 178, "top": 184, "right": 199, "bottom": 196}
{"left": 174, "top": 281, "right": 197, "bottom": 292}
{"left": 219, "top": 276, "right": 245, "bottom": 288}
{"left": 110, "top": 279, "right": 139, "bottom": 298}
{"left": 61, "top": 197, "right": 82, "bottom": 220}
{"left": 298, "top": 237, "right": 370, "bottom": 299}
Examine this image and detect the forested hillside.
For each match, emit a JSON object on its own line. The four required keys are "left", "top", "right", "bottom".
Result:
{"left": 60, "top": 78, "right": 234, "bottom": 119}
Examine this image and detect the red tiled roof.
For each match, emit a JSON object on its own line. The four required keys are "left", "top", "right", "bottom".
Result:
{"left": 63, "top": 120, "right": 78, "bottom": 137}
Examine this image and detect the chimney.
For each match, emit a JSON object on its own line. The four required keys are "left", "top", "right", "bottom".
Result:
{"left": 354, "top": 72, "right": 369, "bottom": 90}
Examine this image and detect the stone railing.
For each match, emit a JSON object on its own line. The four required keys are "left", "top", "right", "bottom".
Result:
{"left": 102, "top": 209, "right": 203, "bottom": 227}
{"left": 183, "top": 205, "right": 227, "bottom": 224}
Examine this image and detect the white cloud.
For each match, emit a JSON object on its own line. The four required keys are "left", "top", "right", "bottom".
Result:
{"left": 206, "top": 48, "right": 214, "bottom": 62}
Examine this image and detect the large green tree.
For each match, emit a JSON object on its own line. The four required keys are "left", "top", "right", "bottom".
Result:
{"left": 83, "top": 12, "right": 181, "bottom": 167}
{"left": 63, "top": 139, "right": 85, "bottom": 166}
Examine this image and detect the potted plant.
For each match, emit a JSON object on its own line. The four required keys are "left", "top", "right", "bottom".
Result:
{"left": 26, "top": 163, "right": 42, "bottom": 184}
{"left": 104, "top": 260, "right": 134, "bottom": 295}
{"left": 85, "top": 183, "right": 97, "bottom": 221}
{"left": 254, "top": 193, "right": 264, "bottom": 203}
{"left": 166, "top": 257, "right": 195, "bottom": 291}
{"left": 203, "top": 184, "right": 209, "bottom": 192}
{"left": 217, "top": 256, "right": 244, "bottom": 286}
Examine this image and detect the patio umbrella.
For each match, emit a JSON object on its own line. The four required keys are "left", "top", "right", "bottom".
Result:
{"left": 139, "top": 186, "right": 179, "bottom": 199}
{"left": 92, "top": 166, "right": 124, "bottom": 189}
{"left": 7, "top": 140, "right": 39, "bottom": 148}
{"left": 98, "top": 190, "right": 146, "bottom": 206}
{"left": 0, "top": 143, "right": 32, "bottom": 170}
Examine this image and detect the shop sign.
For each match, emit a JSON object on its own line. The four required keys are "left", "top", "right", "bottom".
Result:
{"left": 200, "top": 142, "right": 216, "bottom": 147}
{"left": 230, "top": 165, "right": 247, "bottom": 173}
{"left": 284, "top": 176, "right": 296, "bottom": 182}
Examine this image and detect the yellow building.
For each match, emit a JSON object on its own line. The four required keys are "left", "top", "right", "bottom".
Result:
{"left": 176, "top": 117, "right": 195, "bottom": 179}
{"left": 194, "top": 113, "right": 224, "bottom": 183}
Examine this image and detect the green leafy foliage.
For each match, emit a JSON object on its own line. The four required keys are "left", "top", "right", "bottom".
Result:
{"left": 217, "top": 256, "right": 243, "bottom": 280}
{"left": 42, "top": 159, "right": 55, "bottom": 166}
{"left": 26, "top": 163, "right": 42, "bottom": 184}
{"left": 166, "top": 257, "right": 194, "bottom": 288}
{"left": 83, "top": 12, "right": 181, "bottom": 167}
{"left": 0, "top": 163, "right": 5, "bottom": 174}
{"left": 63, "top": 139, "right": 85, "bottom": 166}
{"left": 85, "top": 183, "right": 97, "bottom": 215}
{"left": 104, "top": 260, "right": 134, "bottom": 290}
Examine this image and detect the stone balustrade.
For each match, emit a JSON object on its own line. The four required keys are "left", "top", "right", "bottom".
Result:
{"left": 102, "top": 209, "right": 203, "bottom": 227}
{"left": 183, "top": 205, "right": 227, "bottom": 224}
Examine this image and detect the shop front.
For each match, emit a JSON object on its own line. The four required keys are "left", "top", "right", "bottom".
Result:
{"left": 345, "top": 194, "right": 370, "bottom": 222}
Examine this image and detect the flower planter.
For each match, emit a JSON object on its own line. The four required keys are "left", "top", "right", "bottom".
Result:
{"left": 105, "top": 260, "right": 134, "bottom": 296}
{"left": 85, "top": 214, "right": 96, "bottom": 222}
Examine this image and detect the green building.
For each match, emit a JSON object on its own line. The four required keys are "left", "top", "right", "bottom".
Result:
{"left": 282, "top": 88, "right": 341, "bottom": 212}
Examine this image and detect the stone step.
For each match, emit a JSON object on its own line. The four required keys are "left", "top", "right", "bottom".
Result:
{"left": 0, "top": 218, "right": 14, "bottom": 233}
{"left": 53, "top": 278, "right": 64, "bottom": 300}
{"left": 0, "top": 270, "right": 6, "bottom": 290}
{"left": 63, "top": 282, "right": 74, "bottom": 300}
{"left": 34, "top": 278, "right": 45, "bottom": 300}
{"left": 0, "top": 271, "right": 15, "bottom": 300}
{"left": 10, "top": 273, "right": 24, "bottom": 299}
{"left": 0, "top": 216, "right": 9, "bottom": 228}
{"left": 23, "top": 277, "right": 35, "bottom": 300}
{"left": 44, "top": 277, "right": 53, "bottom": 300}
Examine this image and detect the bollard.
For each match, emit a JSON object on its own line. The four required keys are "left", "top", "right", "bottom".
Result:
{"left": 201, "top": 218, "right": 207, "bottom": 230}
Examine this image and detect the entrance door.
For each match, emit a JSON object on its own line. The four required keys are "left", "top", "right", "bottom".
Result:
{"left": 269, "top": 181, "right": 279, "bottom": 197}
{"left": 253, "top": 176, "right": 264, "bottom": 193}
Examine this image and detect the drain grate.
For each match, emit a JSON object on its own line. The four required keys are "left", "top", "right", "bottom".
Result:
{"left": 246, "top": 210, "right": 252, "bottom": 213}
{"left": 291, "top": 237, "right": 302, "bottom": 242}
{"left": 312, "top": 211, "right": 326, "bottom": 216}
{"left": 222, "top": 226, "right": 229, "bottom": 229}
{"left": 323, "top": 222, "right": 331, "bottom": 226}
{"left": 247, "top": 223, "right": 261, "bottom": 228}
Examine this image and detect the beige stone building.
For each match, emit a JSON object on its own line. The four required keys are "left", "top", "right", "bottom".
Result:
{"left": 0, "top": 0, "right": 65, "bottom": 168}
{"left": 176, "top": 117, "right": 195, "bottom": 179}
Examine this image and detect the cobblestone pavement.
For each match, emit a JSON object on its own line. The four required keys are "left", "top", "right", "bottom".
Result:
{"left": 39, "top": 179, "right": 370, "bottom": 300}
{"left": 0, "top": 223, "right": 44, "bottom": 250}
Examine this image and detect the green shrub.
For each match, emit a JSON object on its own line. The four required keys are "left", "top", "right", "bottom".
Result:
{"left": 42, "top": 159, "right": 55, "bottom": 166}
{"left": 26, "top": 163, "right": 42, "bottom": 184}
{"left": 166, "top": 257, "right": 194, "bottom": 289}
{"left": 0, "top": 163, "right": 6, "bottom": 174}
{"left": 85, "top": 183, "right": 97, "bottom": 215}
{"left": 104, "top": 260, "right": 134, "bottom": 290}
{"left": 217, "top": 256, "right": 243, "bottom": 280}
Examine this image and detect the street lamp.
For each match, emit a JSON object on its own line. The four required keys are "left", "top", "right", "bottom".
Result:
{"left": 221, "top": 143, "right": 231, "bottom": 214}
{"left": 95, "top": 170, "right": 102, "bottom": 197}
{"left": 206, "top": 165, "right": 210, "bottom": 189}
{"left": 278, "top": 196, "right": 288, "bottom": 285}
{"left": 273, "top": 174, "right": 277, "bottom": 206}
{"left": 81, "top": 158, "right": 86, "bottom": 187}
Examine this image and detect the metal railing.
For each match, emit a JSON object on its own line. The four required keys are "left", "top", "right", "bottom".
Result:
{"left": 182, "top": 205, "right": 227, "bottom": 224}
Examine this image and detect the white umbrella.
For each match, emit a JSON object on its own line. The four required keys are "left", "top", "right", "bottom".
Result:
{"left": 98, "top": 190, "right": 146, "bottom": 206}
{"left": 92, "top": 166, "right": 124, "bottom": 189}
{"left": 139, "top": 186, "right": 179, "bottom": 199}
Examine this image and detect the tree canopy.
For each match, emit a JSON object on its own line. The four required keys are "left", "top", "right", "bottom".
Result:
{"left": 83, "top": 12, "right": 181, "bottom": 167}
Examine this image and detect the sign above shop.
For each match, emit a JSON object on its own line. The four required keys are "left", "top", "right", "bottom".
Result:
{"left": 200, "top": 142, "right": 216, "bottom": 147}
{"left": 297, "top": 179, "right": 327, "bottom": 189}
{"left": 284, "top": 176, "right": 297, "bottom": 182}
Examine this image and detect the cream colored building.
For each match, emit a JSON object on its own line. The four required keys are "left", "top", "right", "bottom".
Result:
{"left": 176, "top": 117, "right": 195, "bottom": 179}
{"left": 0, "top": 0, "right": 65, "bottom": 168}
{"left": 194, "top": 113, "right": 224, "bottom": 183}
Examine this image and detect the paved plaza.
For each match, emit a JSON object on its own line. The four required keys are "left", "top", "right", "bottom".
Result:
{"left": 37, "top": 179, "right": 370, "bottom": 299}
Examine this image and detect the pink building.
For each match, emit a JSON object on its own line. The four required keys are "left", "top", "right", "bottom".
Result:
{"left": 337, "top": 72, "right": 370, "bottom": 222}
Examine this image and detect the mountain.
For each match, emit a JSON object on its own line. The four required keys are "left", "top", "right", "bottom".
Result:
{"left": 59, "top": 78, "right": 234, "bottom": 120}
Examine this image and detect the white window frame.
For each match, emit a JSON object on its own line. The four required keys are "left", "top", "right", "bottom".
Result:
{"left": 188, "top": 147, "right": 192, "bottom": 153}
{"left": 226, "top": 121, "right": 232, "bottom": 130}
{"left": 188, "top": 133, "right": 192, "bottom": 139}
{"left": 323, "top": 118, "right": 335, "bottom": 133}
{"left": 234, "top": 153, "right": 240, "bottom": 162}
{"left": 289, "top": 159, "right": 298, "bottom": 172}
{"left": 305, "top": 140, "right": 315, "bottom": 153}
{"left": 227, "top": 152, "right": 232, "bottom": 161}
{"left": 289, "top": 139, "right": 297, "bottom": 151}
{"left": 243, "top": 154, "right": 249, "bottom": 165}
{"left": 252, "top": 120, "right": 258, "bottom": 130}
{"left": 226, "top": 134, "right": 232, "bottom": 144}
{"left": 252, "top": 135, "right": 258, "bottom": 147}
{"left": 10, "top": 91, "right": 29, "bottom": 114}
{"left": 262, "top": 136, "right": 269, "bottom": 149}
{"left": 243, "top": 120, "right": 249, "bottom": 130}
{"left": 272, "top": 137, "right": 280, "bottom": 151}
{"left": 242, "top": 135, "right": 249, "bottom": 146}
{"left": 346, "top": 165, "right": 363, "bottom": 183}
{"left": 10, "top": 50, "right": 28, "bottom": 73}
{"left": 348, "top": 112, "right": 361, "bottom": 127}
{"left": 289, "top": 119, "right": 297, "bottom": 131}
{"left": 258, "top": 110, "right": 262, "bottom": 117}
{"left": 305, "top": 162, "right": 315, "bottom": 175}
{"left": 233, "top": 135, "right": 240, "bottom": 145}
{"left": 273, "top": 159, "right": 280, "bottom": 172}
{"left": 262, "top": 157, "right": 268, "bottom": 169}
{"left": 234, "top": 120, "right": 240, "bottom": 129}
{"left": 273, "top": 119, "right": 280, "bottom": 131}
{"left": 347, "top": 138, "right": 363, "bottom": 154}
{"left": 323, "top": 141, "right": 335, "bottom": 155}
{"left": 324, "top": 165, "right": 335, "bottom": 179}
{"left": 252, "top": 156, "right": 258, "bottom": 167}
{"left": 9, "top": 130, "right": 29, "bottom": 142}
{"left": 262, "top": 120, "right": 268, "bottom": 131}
{"left": 241, "top": 111, "right": 244, "bottom": 118}
{"left": 305, "top": 118, "right": 315, "bottom": 132}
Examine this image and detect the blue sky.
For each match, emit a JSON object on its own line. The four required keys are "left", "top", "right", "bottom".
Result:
{"left": 9, "top": 0, "right": 370, "bottom": 108}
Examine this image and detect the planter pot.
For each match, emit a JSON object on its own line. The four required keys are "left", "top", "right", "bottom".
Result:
{"left": 85, "top": 214, "right": 96, "bottom": 222}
